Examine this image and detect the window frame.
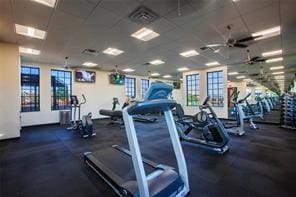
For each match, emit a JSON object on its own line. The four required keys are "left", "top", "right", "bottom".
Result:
{"left": 186, "top": 74, "right": 200, "bottom": 106}
{"left": 21, "top": 66, "right": 40, "bottom": 112}
{"left": 207, "top": 70, "right": 224, "bottom": 107}
{"left": 125, "top": 77, "right": 136, "bottom": 98}
{"left": 51, "top": 69, "right": 72, "bottom": 111}
{"left": 141, "top": 79, "right": 149, "bottom": 98}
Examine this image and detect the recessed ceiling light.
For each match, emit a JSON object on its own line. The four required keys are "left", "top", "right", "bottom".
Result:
{"left": 179, "top": 50, "right": 199, "bottom": 57}
{"left": 131, "top": 27, "right": 159, "bottom": 41}
{"left": 151, "top": 72, "right": 160, "bottom": 77}
{"left": 228, "top": 72, "right": 238, "bottom": 75}
{"left": 272, "top": 71, "right": 284, "bottom": 75}
{"left": 103, "top": 48, "right": 124, "bottom": 56}
{"left": 205, "top": 61, "right": 220, "bottom": 66}
{"left": 180, "top": 78, "right": 183, "bottom": 81}
{"left": 252, "top": 26, "right": 281, "bottom": 40}
{"left": 177, "top": 67, "right": 189, "bottom": 72}
{"left": 31, "top": 0, "right": 56, "bottom": 7}
{"left": 122, "top": 68, "right": 135, "bottom": 73}
{"left": 15, "top": 24, "right": 46, "bottom": 39}
{"left": 266, "top": 57, "right": 283, "bottom": 63}
{"left": 149, "top": 59, "right": 165, "bottom": 65}
{"left": 232, "top": 0, "right": 240, "bottom": 2}
{"left": 163, "top": 75, "right": 172, "bottom": 78}
{"left": 19, "top": 46, "right": 40, "bottom": 55}
{"left": 82, "top": 62, "right": 97, "bottom": 67}
{"left": 236, "top": 75, "right": 246, "bottom": 79}
{"left": 270, "top": 66, "right": 284, "bottom": 70}
{"left": 262, "top": 49, "right": 282, "bottom": 57}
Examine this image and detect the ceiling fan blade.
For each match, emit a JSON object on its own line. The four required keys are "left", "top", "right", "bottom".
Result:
{"left": 200, "top": 46, "right": 209, "bottom": 50}
{"left": 250, "top": 56, "right": 260, "bottom": 61}
{"left": 237, "top": 36, "right": 256, "bottom": 43}
{"left": 255, "top": 58, "right": 267, "bottom": 62}
{"left": 233, "top": 43, "right": 248, "bottom": 48}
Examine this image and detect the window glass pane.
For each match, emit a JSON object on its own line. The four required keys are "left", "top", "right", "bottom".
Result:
{"left": 21, "top": 66, "right": 40, "bottom": 112}
{"left": 51, "top": 69, "right": 72, "bottom": 110}
{"left": 207, "top": 71, "right": 224, "bottom": 107}
{"left": 186, "top": 74, "right": 200, "bottom": 106}
{"left": 125, "top": 77, "right": 136, "bottom": 98}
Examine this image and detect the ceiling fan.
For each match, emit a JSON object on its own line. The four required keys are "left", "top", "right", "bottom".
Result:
{"left": 200, "top": 25, "right": 262, "bottom": 51}
{"left": 229, "top": 49, "right": 267, "bottom": 65}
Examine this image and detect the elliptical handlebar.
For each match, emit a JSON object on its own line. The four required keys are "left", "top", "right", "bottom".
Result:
{"left": 231, "top": 91, "right": 240, "bottom": 104}
{"left": 80, "top": 94, "right": 87, "bottom": 106}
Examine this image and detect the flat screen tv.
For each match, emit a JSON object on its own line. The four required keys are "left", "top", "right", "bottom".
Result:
{"left": 75, "top": 70, "right": 96, "bottom": 83}
{"left": 173, "top": 82, "right": 181, "bottom": 89}
{"left": 110, "top": 73, "right": 125, "bottom": 85}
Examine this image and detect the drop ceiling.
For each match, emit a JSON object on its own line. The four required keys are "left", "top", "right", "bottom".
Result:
{"left": 0, "top": 0, "right": 295, "bottom": 91}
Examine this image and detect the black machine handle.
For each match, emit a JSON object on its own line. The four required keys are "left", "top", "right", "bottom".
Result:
{"left": 127, "top": 99, "right": 176, "bottom": 115}
{"left": 202, "top": 96, "right": 211, "bottom": 106}
{"left": 80, "top": 94, "right": 87, "bottom": 105}
{"left": 243, "top": 93, "right": 251, "bottom": 101}
{"left": 231, "top": 91, "right": 240, "bottom": 103}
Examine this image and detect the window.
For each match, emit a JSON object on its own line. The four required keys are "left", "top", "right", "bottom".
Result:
{"left": 207, "top": 71, "right": 224, "bottom": 107}
{"left": 141, "top": 79, "right": 149, "bottom": 98}
{"left": 51, "top": 69, "right": 72, "bottom": 110}
{"left": 21, "top": 66, "right": 40, "bottom": 112}
{"left": 186, "top": 74, "right": 200, "bottom": 106}
{"left": 125, "top": 77, "right": 136, "bottom": 98}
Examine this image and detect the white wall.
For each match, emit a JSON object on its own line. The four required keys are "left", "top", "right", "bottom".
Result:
{"left": 182, "top": 66, "right": 228, "bottom": 118}
{"left": 0, "top": 42, "right": 21, "bottom": 140}
{"left": 21, "top": 62, "right": 183, "bottom": 126}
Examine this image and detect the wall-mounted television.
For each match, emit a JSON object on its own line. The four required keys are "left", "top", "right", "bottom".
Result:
{"left": 75, "top": 70, "right": 96, "bottom": 83}
{"left": 110, "top": 73, "right": 125, "bottom": 85}
{"left": 173, "top": 82, "right": 181, "bottom": 89}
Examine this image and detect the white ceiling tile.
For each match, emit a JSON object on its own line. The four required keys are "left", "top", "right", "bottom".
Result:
{"left": 57, "top": 0, "right": 97, "bottom": 19}
{"left": 99, "top": 0, "right": 140, "bottom": 17}
{"left": 12, "top": 0, "right": 53, "bottom": 30}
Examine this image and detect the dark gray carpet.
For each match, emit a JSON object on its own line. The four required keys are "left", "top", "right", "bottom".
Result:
{"left": 1, "top": 117, "right": 296, "bottom": 197}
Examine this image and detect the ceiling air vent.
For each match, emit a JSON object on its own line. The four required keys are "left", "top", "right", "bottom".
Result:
{"left": 82, "top": 49, "right": 100, "bottom": 56}
{"left": 128, "top": 6, "right": 159, "bottom": 25}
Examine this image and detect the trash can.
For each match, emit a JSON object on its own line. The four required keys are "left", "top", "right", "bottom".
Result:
{"left": 60, "top": 110, "right": 71, "bottom": 125}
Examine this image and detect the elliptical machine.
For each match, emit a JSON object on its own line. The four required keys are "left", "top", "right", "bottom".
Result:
{"left": 175, "top": 96, "right": 230, "bottom": 154}
{"left": 68, "top": 94, "right": 95, "bottom": 138}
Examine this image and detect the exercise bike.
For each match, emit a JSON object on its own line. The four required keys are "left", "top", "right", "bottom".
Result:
{"left": 67, "top": 94, "right": 95, "bottom": 138}
{"left": 175, "top": 96, "right": 229, "bottom": 154}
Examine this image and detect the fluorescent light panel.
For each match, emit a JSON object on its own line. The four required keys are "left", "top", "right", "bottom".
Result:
{"left": 236, "top": 75, "right": 246, "bottom": 79}
{"left": 272, "top": 71, "right": 284, "bottom": 75}
{"left": 252, "top": 26, "right": 281, "bottom": 40}
{"left": 82, "top": 62, "right": 97, "bottom": 67}
{"left": 150, "top": 59, "right": 164, "bottom": 65}
{"left": 262, "top": 49, "right": 282, "bottom": 57}
{"left": 103, "top": 48, "right": 124, "bottom": 56}
{"left": 31, "top": 0, "right": 56, "bottom": 7}
{"left": 151, "top": 72, "right": 160, "bottom": 76}
{"left": 179, "top": 50, "right": 199, "bottom": 57}
{"left": 15, "top": 24, "right": 46, "bottom": 39}
{"left": 205, "top": 61, "right": 220, "bottom": 66}
{"left": 19, "top": 46, "right": 40, "bottom": 55}
{"left": 266, "top": 57, "right": 283, "bottom": 63}
{"left": 228, "top": 72, "right": 238, "bottom": 75}
{"left": 270, "top": 66, "right": 284, "bottom": 70}
{"left": 122, "top": 68, "right": 135, "bottom": 73}
{"left": 163, "top": 75, "right": 172, "bottom": 78}
{"left": 131, "top": 28, "right": 159, "bottom": 41}
{"left": 177, "top": 67, "right": 189, "bottom": 72}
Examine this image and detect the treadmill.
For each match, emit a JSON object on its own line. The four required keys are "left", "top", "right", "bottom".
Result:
{"left": 84, "top": 82, "right": 190, "bottom": 197}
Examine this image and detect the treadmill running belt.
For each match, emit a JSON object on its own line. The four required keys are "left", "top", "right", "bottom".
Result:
{"left": 87, "top": 147, "right": 156, "bottom": 183}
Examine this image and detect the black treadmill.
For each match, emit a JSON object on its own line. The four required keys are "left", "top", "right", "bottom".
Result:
{"left": 84, "top": 82, "right": 189, "bottom": 196}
